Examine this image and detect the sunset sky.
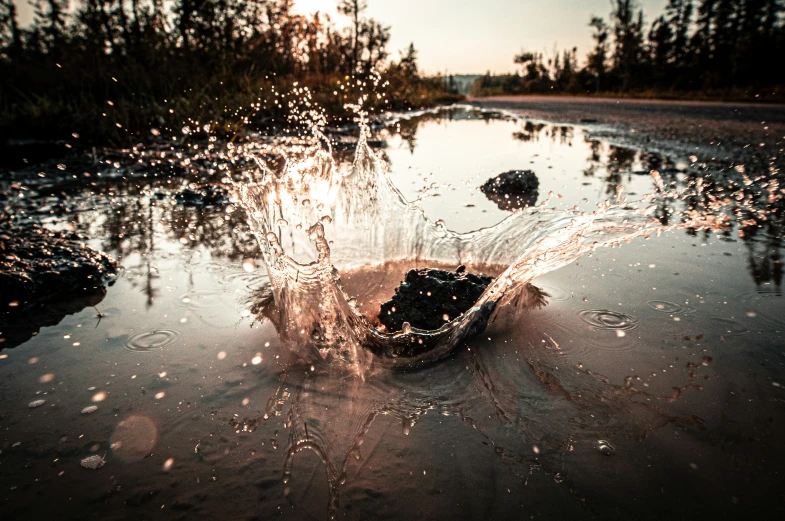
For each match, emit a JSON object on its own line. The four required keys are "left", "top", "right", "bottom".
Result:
{"left": 14, "top": 0, "right": 669, "bottom": 74}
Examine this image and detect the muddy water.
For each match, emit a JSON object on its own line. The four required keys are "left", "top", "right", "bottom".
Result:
{"left": 1, "top": 107, "right": 784, "bottom": 520}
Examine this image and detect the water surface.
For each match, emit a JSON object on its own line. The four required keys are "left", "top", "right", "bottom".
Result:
{"left": 1, "top": 107, "right": 783, "bottom": 520}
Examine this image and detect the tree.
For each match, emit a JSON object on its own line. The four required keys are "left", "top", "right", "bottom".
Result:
{"left": 338, "top": 0, "right": 367, "bottom": 73}
{"left": 357, "top": 18, "right": 389, "bottom": 74}
{"left": 610, "top": 0, "right": 645, "bottom": 91}
{"left": 587, "top": 16, "right": 609, "bottom": 92}
{"left": 648, "top": 15, "right": 674, "bottom": 84}
{"left": 666, "top": 0, "right": 693, "bottom": 69}
{"left": 0, "top": 0, "right": 22, "bottom": 58}
{"left": 399, "top": 42, "right": 417, "bottom": 76}
{"left": 33, "top": 0, "right": 70, "bottom": 55}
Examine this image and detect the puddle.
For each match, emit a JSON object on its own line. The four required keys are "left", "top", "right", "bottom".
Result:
{"left": 0, "top": 106, "right": 783, "bottom": 520}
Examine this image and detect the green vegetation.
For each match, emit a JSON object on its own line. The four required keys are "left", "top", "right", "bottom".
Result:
{"left": 471, "top": 0, "right": 785, "bottom": 101}
{"left": 0, "top": 0, "right": 461, "bottom": 144}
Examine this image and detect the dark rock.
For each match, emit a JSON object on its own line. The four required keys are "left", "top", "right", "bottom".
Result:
{"left": 480, "top": 170, "right": 539, "bottom": 211}
{"left": 0, "top": 220, "right": 118, "bottom": 349}
{"left": 378, "top": 266, "right": 493, "bottom": 332}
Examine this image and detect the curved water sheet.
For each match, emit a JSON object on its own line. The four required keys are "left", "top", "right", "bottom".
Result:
{"left": 235, "top": 118, "right": 721, "bottom": 368}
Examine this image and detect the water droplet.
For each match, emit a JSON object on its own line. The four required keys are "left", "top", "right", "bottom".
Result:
{"left": 80, "top": 455, "right": 105, "bottom": 469}
{"left": 81, "top": 406, "right": 98, "bottom": 415}
{"left": 276, "top": 218, "right": 289, "bottom": 227}
{"left": 597, "top": 440, "right": 615, "bottom": 456}
{"left": 28, "top": 399, "right": 46, "bottom": 408}
{"left": 162, "top": 458, "right": 174, "bottom": 472}
{"left": 320, "top": 215, "right": 333, "bottom": 224}
{"left": 307, "top": 223, "right": 325, "bottom": 240}
{"left": 39, "top": 373, "right": 55, "bottom": 383}
{"left": 92, "top": 392, "right": 106, "bottom": 402}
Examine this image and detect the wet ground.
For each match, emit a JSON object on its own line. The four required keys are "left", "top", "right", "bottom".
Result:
{"left": 1, "top": 106, "right": 784, "bottom": 520}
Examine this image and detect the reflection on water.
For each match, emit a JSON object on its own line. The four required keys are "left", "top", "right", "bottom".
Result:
{"left": 0, "top": 106, "right": 784, "bottom": 520}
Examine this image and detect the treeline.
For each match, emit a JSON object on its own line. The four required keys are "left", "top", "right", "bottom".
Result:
{"left": 0, "top": 0, "right": 460, "bottom": 143}
{"left": 472, "top": 0, "right": 785, "bottom": 100}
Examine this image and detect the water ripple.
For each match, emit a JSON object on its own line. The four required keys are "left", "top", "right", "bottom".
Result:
{"left": 579, "top": 310, "right": 640, "bottom": 331}
{"left": 125, "top": 329, "right": 181, "bottom": 352}
{"left": 709, "top": 317, "right": 749, "bottom": 336}
{"left": 646, "top": 300, "right": 697, "bottom": 315}
{"left": 537, "top": 284, "right": 573, "bottom": 303}
{"left": 177, "top": 290, "right": 221, "bottom": 309}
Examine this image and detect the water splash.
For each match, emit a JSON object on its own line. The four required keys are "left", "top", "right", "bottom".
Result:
{"left": 234, "top": 112, "right": 725, "bottom": 368}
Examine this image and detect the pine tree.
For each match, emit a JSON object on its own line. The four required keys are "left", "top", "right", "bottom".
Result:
{"left": 338, "top": 0, "right": 368, "bottom": 73}
{"left": 611, "top": 0, "right": 645, "bottom": 91}
{"left": 587, "top": 16, "right": 610, "bottom": 92}
{"left": 666, "top": 0, "right": 693, "bottom": 69}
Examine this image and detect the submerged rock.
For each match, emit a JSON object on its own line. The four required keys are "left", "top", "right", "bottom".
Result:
{"left": 480, "top": 170, "right": 539, "bottom": 211}
{"left": 378, "top": 266, "right": 493, "bottom": 332}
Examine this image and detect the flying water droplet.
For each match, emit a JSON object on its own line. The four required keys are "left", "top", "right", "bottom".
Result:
{"left": 596, "top": 440, "right": 615, "bottom": 456}
{"left": 80, "top": 454, "right": 106, "bottom": 469}
{"left": 162, "top": 458, "right": 174, "bottom": 472}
